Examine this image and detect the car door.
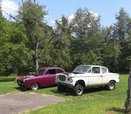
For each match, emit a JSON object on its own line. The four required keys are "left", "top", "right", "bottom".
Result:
{"left": 101, "top": 67, "right": 109, "bottom": 84}
{"left": 88, "top": 66, "right": 102, "bottom": 86}
{"left": 43, "top": 69, "right": 57, "bottom": 87}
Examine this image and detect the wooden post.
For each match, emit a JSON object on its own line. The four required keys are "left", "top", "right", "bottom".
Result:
{"left": 125, "top": 68, "right": 131, "bottom": 113}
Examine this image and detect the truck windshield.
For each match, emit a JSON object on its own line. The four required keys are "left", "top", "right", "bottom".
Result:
{"left": 36, "top": 69, "right": 45, "bottom": 76}
{"left": 73, "top": 65, "right": 91, "bottom": 74}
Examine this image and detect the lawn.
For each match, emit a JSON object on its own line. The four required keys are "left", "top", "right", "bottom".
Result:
{"left": 0, "top": 76, "right": 18, "bottom": 94}
{"left": 0, "top": 75, "right": 128, "bottom": 114}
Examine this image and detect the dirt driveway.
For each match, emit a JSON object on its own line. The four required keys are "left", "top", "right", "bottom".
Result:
{"left": 0, "top": 93, "right": 64, "bottom": 114}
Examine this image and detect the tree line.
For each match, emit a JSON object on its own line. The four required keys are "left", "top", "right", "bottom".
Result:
{"left": 0, "top": 0, "right": 131, "bottom": 75}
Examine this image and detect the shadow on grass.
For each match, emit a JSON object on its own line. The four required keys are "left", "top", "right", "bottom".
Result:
{"left": 0, "top": 78, "right": 15, "bottom": 82}
{"left": 15, "top": 85, "right": 74, "bottom": 96}
{"left": 15, "top": 87, "right": 25, "bottom": 91}
{"left": 84, "top": 87, "right": 108, "bottom": 94}
{"left": 14, "top": 85, "right": 108, "bottom": 96}
{"left": 15, "top": 85, "right": 58, "bottom": 92}
{"left": 51, "top": 87, "right": 107, "bottom": 96}
{"left": 51, "top": 89, "right": 74, "bottom": 96}
{"left": 108, "top": 107, "right": 126, "bottom": 114}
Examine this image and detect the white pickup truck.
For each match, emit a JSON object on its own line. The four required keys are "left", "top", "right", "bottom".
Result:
{"left": 56, "top": 65, "right": 120, "bottom": 96}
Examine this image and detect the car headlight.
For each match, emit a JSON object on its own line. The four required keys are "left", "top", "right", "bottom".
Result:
{"left": 67, "top": 77, "right": 73, "bottom": 82}
{"left": 23, "top": 79, "right": 27, "bottom": 82}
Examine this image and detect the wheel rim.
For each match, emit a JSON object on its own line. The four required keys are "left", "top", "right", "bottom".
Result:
{"left": 109, "top": 82, "right": 114, "bottom": 90}
{"left": 77, "top": 87, "right": 83, "bottom": 95}
{"left": 31, "top": 83, "right": 38, "bottom": 90}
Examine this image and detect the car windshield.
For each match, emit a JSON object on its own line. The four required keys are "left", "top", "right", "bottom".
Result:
{"left": 73, "top": 65, "right": 91, "bottom": 74}
{"left": 35, "top": 69, "right": 46, "bottom": 76}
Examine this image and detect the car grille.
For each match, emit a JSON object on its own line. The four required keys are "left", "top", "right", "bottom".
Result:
{"left": 58, "top": 75, "right": 66, "bottom": 81}
{"left": 17, "top": 80, "right": 25, "bottom": 85}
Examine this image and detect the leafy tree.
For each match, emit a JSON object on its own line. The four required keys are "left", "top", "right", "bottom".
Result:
{"left": 113, "top": 8, "right": 129, "bottom": 40}
{"left": 47, "top": 16, "right": 72, "bottom": 70}
{"left": 0, "top": 22, "right": 30, "bottom": 74}
{"left": 69, "top": 8, "right": 103, "bottom": 67}
{"left": 0, "top": 9, "right": 10, "bottom": 74}
{"left": 113, "top": 8, "right": 130, "bottom": 72}
{"left": 70, "top": 8, "right": 100, "bottom": 38}
{"left": 0, "top": 8, "right": 30, "bottom": 74}
{"left": 102, "top": 40, "right": 121, "bottom": 72}
{"left": 18, "top": 0, "right": 52, "bottom": 71}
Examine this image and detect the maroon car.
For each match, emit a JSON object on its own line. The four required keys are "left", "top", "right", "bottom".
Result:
{"left": 16, "top": 67, "right": 65, "bottom": 90}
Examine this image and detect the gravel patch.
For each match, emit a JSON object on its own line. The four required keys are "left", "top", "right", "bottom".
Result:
{"left": 0, "top": 93, "right": 64, "bottom": 114}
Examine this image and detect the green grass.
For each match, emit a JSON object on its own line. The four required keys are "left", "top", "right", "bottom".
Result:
{"left": 0, "top": 76, "right": 18, "bottom": 94}
{"left": 0, "top": 75, "right": 128, "bottom": 114}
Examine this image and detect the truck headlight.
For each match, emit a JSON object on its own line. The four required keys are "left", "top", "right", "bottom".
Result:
{"left": 67, "top": 77, "right": 73, "bottom": 82}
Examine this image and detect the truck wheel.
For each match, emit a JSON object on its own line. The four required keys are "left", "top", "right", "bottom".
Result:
{"left": 31, "top": 83, "right": 39, "bottom": 90}
{"left": 108, "top": 81, "right": 115, "bottom": 90}
{"left": 58, "top": 84, "right": 65, "bottom": 92}
{"left": 74, "top": 85, "right": 84, "bottom": 96}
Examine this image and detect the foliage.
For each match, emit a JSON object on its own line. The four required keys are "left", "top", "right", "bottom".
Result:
{"left": 0, "top": 6, "right": 131, "bottom": 74}
{"left": 0, "top": 13, "right": 30, "bottom": 74}
{"left": 18, "top": 0, "right": 50, "bottom": 71}
{"left": 51, "top": 16, "right": 72, "bottom": 70}
{"left": 69, "top": 8, "right": 103, "bottom": 68}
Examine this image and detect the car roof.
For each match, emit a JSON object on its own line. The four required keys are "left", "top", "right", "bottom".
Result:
{"left": 39, "top": 67, "right": 64, "bottom": 70}
{"left": 78, "top": 65, "right": 107, "bottom": 68}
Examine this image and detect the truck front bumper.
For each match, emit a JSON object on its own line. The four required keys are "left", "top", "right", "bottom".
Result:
{"left": 58, "top": 82, "right": 74, "bottom": 89}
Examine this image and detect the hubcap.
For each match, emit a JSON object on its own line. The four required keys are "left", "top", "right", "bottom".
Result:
{"left": 109, "top": 83, "right": 114, "bottom": 90}
{"left": 77, "top": 88, "right": 82, "bottom": 94}
{"left": 32, "top": 84, "right": 38, "bottom": 90}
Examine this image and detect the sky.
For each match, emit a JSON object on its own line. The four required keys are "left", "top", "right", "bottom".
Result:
{"left": 1, "top": 0, "right": 131, "bottom": 27}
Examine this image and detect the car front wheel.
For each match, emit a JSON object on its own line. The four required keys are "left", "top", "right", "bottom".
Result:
{"left": 108, "top": 81, "right": 115, "bottom": 90}
{"left": 31, "top": 83, "right": 39, "bottom": 90}
{"left": 74, "top": 85, "right": 84, "bottom": 96}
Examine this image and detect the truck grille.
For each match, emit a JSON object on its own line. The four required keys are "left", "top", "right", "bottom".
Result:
{"left": 59, "top": 75, "right": 66, "bottom": 81}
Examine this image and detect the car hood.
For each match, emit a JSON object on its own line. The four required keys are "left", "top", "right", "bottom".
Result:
{"left": 58, "top": 72, "right": 87, "bottom": 78}
{"left": 69, "top": 73, "right": 88, "bottom": 77}
{"left": 16, "top": 75, "right": 35, "bottom": 80}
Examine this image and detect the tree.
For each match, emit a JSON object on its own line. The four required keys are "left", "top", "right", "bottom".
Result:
{"left": 18, "top": 0, "right": 51, "bottom": 71}
{"left": 113, "top": 8, "right": 130, "bottom": 72}
{"left": 69, "top": 8, "right": 103, "bottom": 67}
{"left": 0, "top": 8, "right": 10, "bottom": 74}
{"left": 0, "top": 11, "right": 29, "bottom": 74}
{"left": 113, "top": 8, "right": 129, "bottom": 40}
{"left": 70, "top": 8, "right": 100, "bottom": 38}
{"left": 46, "top": 16, "right": 72, "bottom": 70}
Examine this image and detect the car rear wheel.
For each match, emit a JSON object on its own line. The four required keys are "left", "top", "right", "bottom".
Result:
{"left": 74, "top": 85, "right": 84, "bottom": 96}
{"left": 31, "top": 83, "right": 39, "bottom": 90}
{"left": 108, "top": 81, "right": 115, "bottom": 90}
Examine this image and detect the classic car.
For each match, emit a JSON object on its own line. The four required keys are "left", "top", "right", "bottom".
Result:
{"left": 16, "top": 67, "right": 65, "bottom": 90}
{"left": 56, "top": 65, "right": 120, "bottom": 96}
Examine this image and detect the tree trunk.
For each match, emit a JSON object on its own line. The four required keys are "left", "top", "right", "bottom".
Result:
{"left": 35, "top": 56, "right": 39, "bottom": 71}
{"left": 32, "top": 50, "right": 39, "bottom": 71}
{"left": 125, "top": 68, "right": 131, "bottom": 113}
